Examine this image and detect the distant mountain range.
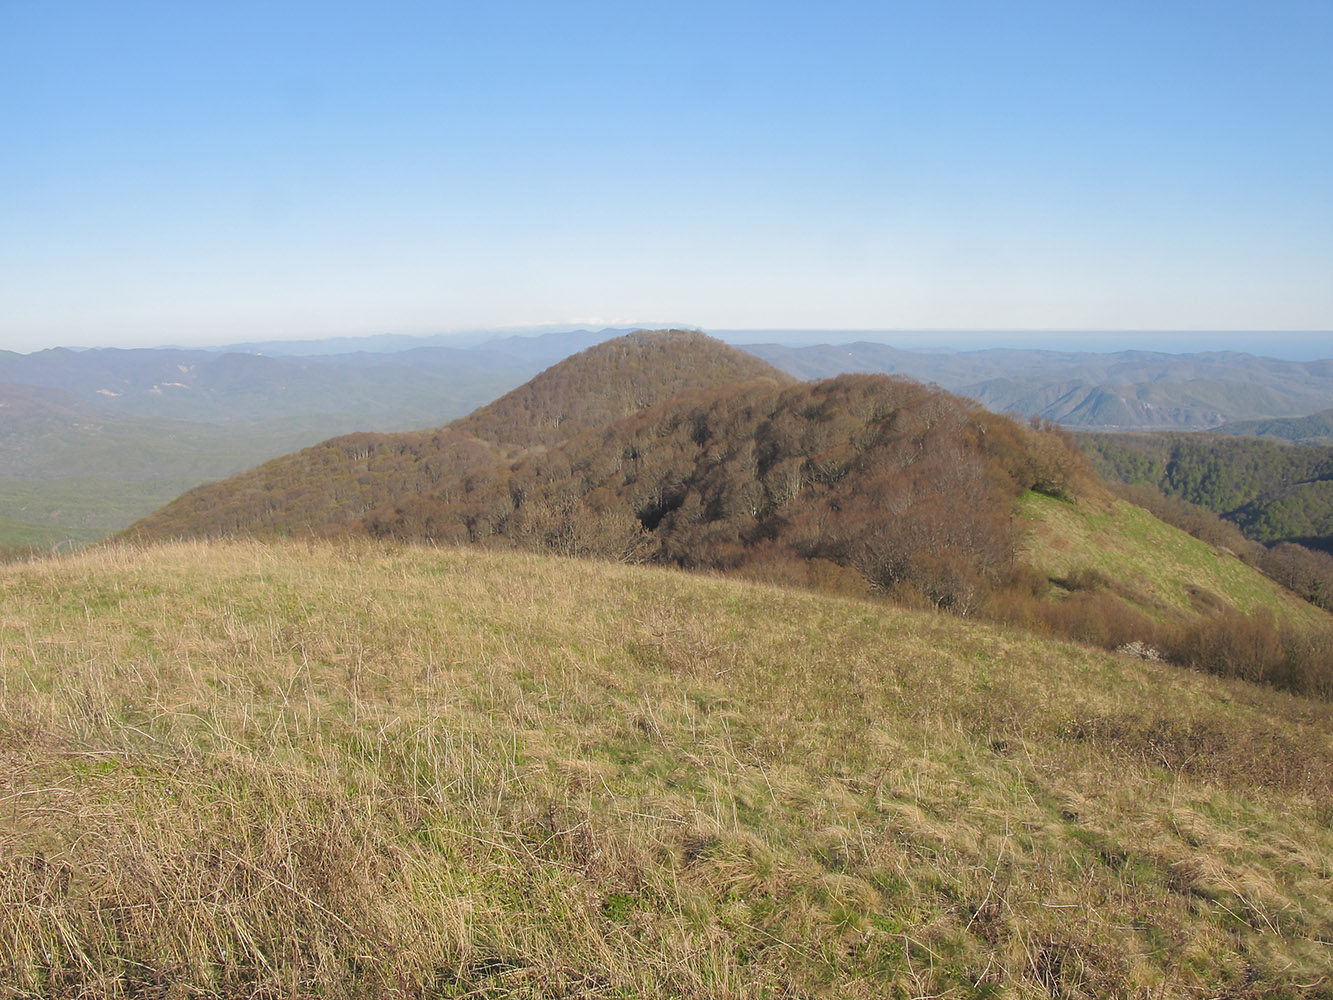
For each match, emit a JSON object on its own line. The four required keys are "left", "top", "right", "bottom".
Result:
{"left": 4, "top": 328, "right": 1333, "bottom": 549}
{"left": 743, "top": 342, "right": 1333, "bottom": 430}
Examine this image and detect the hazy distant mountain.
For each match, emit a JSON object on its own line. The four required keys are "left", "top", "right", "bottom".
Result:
{"left": 745, "top": 342, "right": 1333, "bottom": 429}
{"left": 0, "top": 346, "right": 536, "bottom": 425}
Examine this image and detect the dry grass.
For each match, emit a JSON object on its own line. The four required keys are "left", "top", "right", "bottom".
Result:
{"left": 2, "top": 539, "right": 1333, "bottom": 998}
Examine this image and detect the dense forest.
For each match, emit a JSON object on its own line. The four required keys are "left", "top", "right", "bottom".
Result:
{"left": 129, "top": 334, "right": 1093, "bottom": 615}
{"left": 1080, "top": 431, "right": 1333, "bottom": 552}
{"left": 365, "top": 374, "right": 1092, "bottom": 615}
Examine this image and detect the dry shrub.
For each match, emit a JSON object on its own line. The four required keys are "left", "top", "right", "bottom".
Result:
{"left": 735, "top": 547, "right": 870, "bottom": 599}
{"left": 1055, "top": 709, "right": 1333, "bottom": 794}
{"left": 1260, "top": 541, "right": 1333, "bottom": 612}
{"left": 993, "top": 587, "right": 1163, "bottom": 652}
{"left": 1269, "top": 626, "right": 1333, "bottom": 700}
{"left": 1158, "top": 608, "right": 1333, "bottom": 699}
{"left": 1164, "top": 608, "right": 1286, "bottom": 685}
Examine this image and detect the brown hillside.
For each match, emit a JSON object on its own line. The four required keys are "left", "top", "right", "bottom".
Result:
{"left": 123, "top": 330, "right": 791, "bottom": 541}
{"left": 365, "top": 373, "right": 1097, "bottom": 613}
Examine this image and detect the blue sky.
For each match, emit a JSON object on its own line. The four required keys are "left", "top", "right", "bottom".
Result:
{"left": 2, "top": 1, "right": 1330, "bottom": 354}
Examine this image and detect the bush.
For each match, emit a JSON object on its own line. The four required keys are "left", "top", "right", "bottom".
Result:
{"left": 1259, "top": 542, "right": 1333, "bottom": 612}
{"left": 1163, "top": 608, "right": 1286, "bottom": 686}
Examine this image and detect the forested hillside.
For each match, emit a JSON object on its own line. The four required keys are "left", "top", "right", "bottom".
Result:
{"left": 366, "top": 374, "right": 1090, "bottom": 617}
{"left": 124, "top": 331, "right": 790, "bottom": 540}
{"left": 1080, "top": 432, "right": 1333, "bottom": 552}
{"left": 127, "top": 332, "right": 1092, "bottom": 615}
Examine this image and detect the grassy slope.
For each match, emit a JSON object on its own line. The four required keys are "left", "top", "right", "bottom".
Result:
{"left": 3, "top": 541, "right": 1332, "bottom": 998}
{"left": 1020, "top": 492, "right": 1329, "bottom": 629}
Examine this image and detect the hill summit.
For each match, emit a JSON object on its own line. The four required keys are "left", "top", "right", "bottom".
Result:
{"left": 453, "top": 328, "right": 794, "bottom": 453}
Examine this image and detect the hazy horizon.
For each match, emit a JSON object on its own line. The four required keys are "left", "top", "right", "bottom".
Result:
{"left": 8, "top": 325, "right": 1332, "bottom": 363}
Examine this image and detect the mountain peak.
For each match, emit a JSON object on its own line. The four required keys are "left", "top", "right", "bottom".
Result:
{"left": 452, "top": 329, "right": 792, "bottom": 453}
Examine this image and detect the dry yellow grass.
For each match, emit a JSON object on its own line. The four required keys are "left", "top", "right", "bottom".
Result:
{"left": 2, "top": 539, "right": 1332, "bottom": 998}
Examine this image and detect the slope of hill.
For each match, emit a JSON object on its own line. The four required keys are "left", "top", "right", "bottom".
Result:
{"left": 125, "top": 335, "right": 1093, "bottom": 616}
{"left": 3, "top": 539, "right": 1331, "bottom": 997}
{"left": 746, "top": 342, "right": 1333, "bottom": 429}
{"left": 1019, "top": 492, "right": 1327, "bottom": 629}
{"left": 124, "top": 331, "right": 1333, "bottom": 698}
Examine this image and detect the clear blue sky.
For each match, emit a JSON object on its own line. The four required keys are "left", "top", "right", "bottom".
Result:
{"left": 2, "top": 1, "right": 1330, "bottom": 354}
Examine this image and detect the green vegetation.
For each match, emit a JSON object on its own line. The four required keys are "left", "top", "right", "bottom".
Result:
{"left": 1217, "top": 408, "right": 1333, "bottom": 445}
{"left": 1020, "top": 493, "right": 1323, "bottom": 625}
{"left": 3, "top": 540, "right": 1332, "bottom": 997}
{"left": 1081, "top": 431, "right": 1333, "bottom": 552}
{"left": 0, "top": 477, "right": 207, "bottom": 552}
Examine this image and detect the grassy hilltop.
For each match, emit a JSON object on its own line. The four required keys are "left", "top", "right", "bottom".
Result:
{"left": 4, "top": 540, "right": 1333, "bottom": 998}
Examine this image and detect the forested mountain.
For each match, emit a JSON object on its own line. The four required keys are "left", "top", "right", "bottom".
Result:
{"left": 1081, "top": 432, "right": 1333, "bottom": 553}
{"left": 748, "top": 342, "right": 1333, "bottom": 429}
{"left": 1215, "top": 408, "right": 1333, "bottom": 445}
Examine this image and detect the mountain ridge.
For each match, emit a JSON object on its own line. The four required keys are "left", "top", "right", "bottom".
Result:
{"left": 746, "top": 342, "right": 1333, "bottom": 429}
